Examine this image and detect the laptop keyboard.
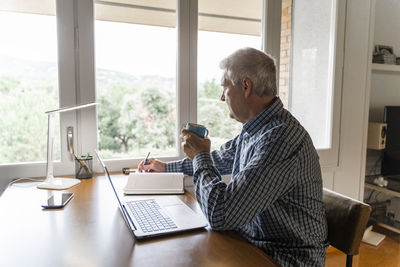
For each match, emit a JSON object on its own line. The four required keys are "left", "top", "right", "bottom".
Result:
{"left": 127, "top": 199, "right": 178, "bottom": 233}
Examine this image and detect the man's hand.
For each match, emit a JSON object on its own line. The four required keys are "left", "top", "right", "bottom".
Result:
{"left": 137, "top": 158, "right": 166, "bottom": 172}
{"left": 180, "top": 129, "right": 211, "bottom": 160}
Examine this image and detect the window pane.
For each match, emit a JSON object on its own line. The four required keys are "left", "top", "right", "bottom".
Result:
{"left": 0, "top": 7, "right": 60, "bottom": 164}
{"left": 95, "top": 1, "right": 177, "bottom": 159}
{"left": 198, "top": 0, "right": 262, "bottom": 151}
{"left": 290, "top": 0, "right": 336, "bottom": 149}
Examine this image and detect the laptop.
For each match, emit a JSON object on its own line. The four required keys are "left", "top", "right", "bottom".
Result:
{"left": 94, "top": 150, "right": 208, "bottom": 239}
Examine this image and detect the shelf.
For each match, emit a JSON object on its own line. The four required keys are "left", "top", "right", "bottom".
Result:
{"left": 371, "top": 63, "right": 400, "bottom": 72}
{"left": 371, "top": 216, "right": 400, "bottom": 234}
{"left": 365, "top": 183, "right": 400, "bottom": 198}
{"left": 365, "top": 182, "right": 400, "bottom": 234}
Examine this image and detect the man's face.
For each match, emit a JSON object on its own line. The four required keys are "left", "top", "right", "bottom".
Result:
{"left": 220, "top": 77, "right": 245, "bottom": 123}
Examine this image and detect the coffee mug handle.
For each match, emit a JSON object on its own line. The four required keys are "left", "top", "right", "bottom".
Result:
{"left": 204, "top": 129, "right": 209, "bottom": 137}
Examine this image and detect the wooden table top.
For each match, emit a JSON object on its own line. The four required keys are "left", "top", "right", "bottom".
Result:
{"left": 0, "top": 174, "right": 278, "bottom": 267}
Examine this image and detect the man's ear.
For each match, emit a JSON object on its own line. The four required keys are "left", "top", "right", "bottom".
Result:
{"left": 242, "top": 78, "right": 253, "bottom": 98}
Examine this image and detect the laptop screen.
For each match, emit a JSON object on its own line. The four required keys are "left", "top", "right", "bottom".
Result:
{"left": 94, "top": 150, "right": 127, "bottom": 214}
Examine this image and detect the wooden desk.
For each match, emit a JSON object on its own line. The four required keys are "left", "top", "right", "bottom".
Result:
{"left": 0, "top": 174, "right": 277, "bottom": 267}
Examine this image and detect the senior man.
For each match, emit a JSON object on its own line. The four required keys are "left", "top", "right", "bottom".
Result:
{"left": 138, "top": 47, "right": 328, "bottom": 266}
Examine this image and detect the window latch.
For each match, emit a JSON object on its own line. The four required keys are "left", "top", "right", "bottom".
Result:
{"left": 67, "top": 126, "right": 74, "bottom": 158}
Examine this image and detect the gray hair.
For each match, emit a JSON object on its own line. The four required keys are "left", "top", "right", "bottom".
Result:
{"left": 219, "top": 47, "right": 277, "bottom": 97}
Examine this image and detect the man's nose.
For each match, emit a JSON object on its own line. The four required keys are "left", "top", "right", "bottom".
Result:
{"left": 220, "top": 91, "right": 225, "bottom": 102}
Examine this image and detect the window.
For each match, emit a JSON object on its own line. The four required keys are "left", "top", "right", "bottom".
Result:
{"left": 95, "top": 0, "right": 177, "bottom": 159}
{"left": 0, "top": 0, "right": 343, "bottom": 178}
{"left": 0, "top": 3, "right": 60, "bottom": 164}
{"left": 197, "top": 0, "right": 262, "bottom": 150}
{"left": 290, "top": 0, "right": 338, "bottom": 150}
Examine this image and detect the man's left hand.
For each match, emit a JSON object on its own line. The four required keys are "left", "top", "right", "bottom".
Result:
{"left": 180, "top": 129, "right": 211, "bottom": 160}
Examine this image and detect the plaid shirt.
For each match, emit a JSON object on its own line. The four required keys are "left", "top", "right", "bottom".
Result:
{"left": 166, "top": 98, "right": 328, "bottom": 266}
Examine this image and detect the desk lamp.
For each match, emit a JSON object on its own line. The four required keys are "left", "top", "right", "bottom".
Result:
{"left": 37, "top": 102, "right": 98, "bottom": 190}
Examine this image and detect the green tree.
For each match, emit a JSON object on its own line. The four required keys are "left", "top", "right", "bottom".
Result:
{"left": 198, "top": 78, "right": 221, "bottom": 100}
{"left": 97, "top": 84, "right": 142, "bottom": 153}
{"left": 97, "top": 83, "right": 176, "bottom": 155}
{"left": 0, "top": 74, "right": 60, "bottom": 163}
{"left": 140, "top": 88, "right": 175, "bottom": 149}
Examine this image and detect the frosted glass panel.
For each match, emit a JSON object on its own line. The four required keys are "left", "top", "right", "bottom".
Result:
{"left": 290, "top": 0, "right": 336, "bottom": 149}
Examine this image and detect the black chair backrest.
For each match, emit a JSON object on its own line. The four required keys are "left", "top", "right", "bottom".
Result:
{"left": 323, "top": 188, "right": 371, "bottom": 256}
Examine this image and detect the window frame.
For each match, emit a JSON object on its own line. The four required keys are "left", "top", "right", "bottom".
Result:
{"left": 0, "top": 0, "right": 343, "bottom": 180}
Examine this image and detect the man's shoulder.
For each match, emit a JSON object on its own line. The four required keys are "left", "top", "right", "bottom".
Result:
{"left": 258, "top": 109, "right": 308, "bottom": 144}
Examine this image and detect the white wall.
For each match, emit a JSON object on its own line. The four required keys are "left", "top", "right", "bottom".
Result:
{"left": 374, "top": 0, "right": 400, "bottom": 56}
{"left": 331, "top": 0, "right": 373, "bottom": 199}
{"left": 370, "top": 72, "right": 400, "bottom": 122}
{"left": 320, "top": 0, "right": 374, "bottom": 200}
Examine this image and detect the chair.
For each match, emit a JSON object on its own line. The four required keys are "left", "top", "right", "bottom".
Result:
{"left": 323, "top": 188, "right": 371, "bottom": 267}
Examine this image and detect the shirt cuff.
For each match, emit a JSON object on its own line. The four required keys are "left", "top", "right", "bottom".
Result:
{"left": 192, "top": 151, "right": 213, "bottom": 174}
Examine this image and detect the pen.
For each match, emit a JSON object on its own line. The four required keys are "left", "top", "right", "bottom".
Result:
{"left": 143, "top": 152, "right": 151, "bottom": 165}
{"left": 140, "top": 152, "right": 151, "bottom": 173}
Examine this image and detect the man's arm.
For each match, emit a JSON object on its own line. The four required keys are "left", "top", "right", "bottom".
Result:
{"left": 165, "top": 158, "right": 194, "bottom": 175}
{"left": 139, "top": 131, "right": 238, "bottom": 176}
{"left": 208, "top": 136, "right": 238, "bottom": 175}
{"left": 192, "top": 140, "right": 299, "bottom": 231}
{"left": 164, "top": 135, "right": 239, "bottom": 175}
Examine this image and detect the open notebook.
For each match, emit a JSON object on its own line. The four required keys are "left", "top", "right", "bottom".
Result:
{"left": 123, "top": 172, "right": 184, "bottom": 194}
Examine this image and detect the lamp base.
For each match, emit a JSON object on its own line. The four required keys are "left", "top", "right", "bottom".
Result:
{"left": 37, "top": 177, "right": 81, "bottom": 190}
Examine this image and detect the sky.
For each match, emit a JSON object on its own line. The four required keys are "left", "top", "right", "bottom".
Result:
{"left": 0, "top": 11, "right": 261, "bottom": 83}
{"left": 0, "top": 12, "right": 58, "bottom": 62}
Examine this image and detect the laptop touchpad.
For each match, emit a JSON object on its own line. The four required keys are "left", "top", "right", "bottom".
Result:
{"left": 165, "top": 205, "right": 202, "bottom": 227}
{"left": 158, "top": 197, "right": 183, "bottom": 206}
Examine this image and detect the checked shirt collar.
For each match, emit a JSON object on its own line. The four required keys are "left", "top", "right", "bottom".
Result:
{"left": 242, "top": 97, "right": 283, "bottom": 137}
